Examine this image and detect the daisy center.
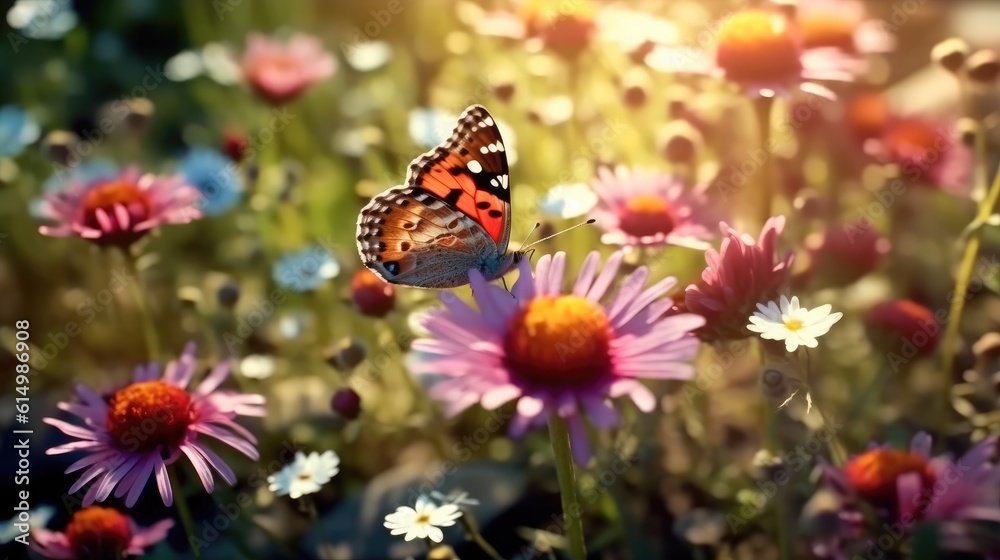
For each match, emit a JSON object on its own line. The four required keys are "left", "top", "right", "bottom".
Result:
{"left": 843, "top": 449, "right": 937, "bottom": 513}
{"left": 81, "top": 179, "right": 152, "bottom": 245}
{"left": 106, "top": 380, "right": 194, "bottom": 452}
{"left": 415, "top": 513, "right": 431, "bottom": 524}
{"left": 619, "top": 195, "right": 676, "bottom": 238}
{"left": 801, "top": 15, "right": 857, "bottom": 52}
{"left": 503, "top": 296, "right": 613, "bottom": 389}
{"left": 65, "top": 506, "right": 133, "bottom": 560}
{"left": 715, "top": 9, "right": 803, "bottom": 85}
{"left": 783, "top": 318, "right": 803, "bottom": 331}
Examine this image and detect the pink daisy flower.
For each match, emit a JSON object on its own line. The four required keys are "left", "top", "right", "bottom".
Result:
{"left": 408, "top": 251, "right": 706, "bottom": 465}
{"left": 37, "top": 167, "right": 201, "bottom": 248}
{"left": 822, "top": 433, "right": 1000, "bottom": 525}
{"left": 31, "top": 505, "right": 173, "bottom": 559}
{"left": 684, "top": 216, "right": 794, "bottom": 342}
{"left": 44, "top": 342, "right": 266, "bottom": 507}
{"left": 239, "top": 32, "right": 336, "bottom": 104}
{"left": 589, "top": 166, "right": 715, "bottom": 250}
{"left": 645, "top": 6, "right": 861, "bottom": 99}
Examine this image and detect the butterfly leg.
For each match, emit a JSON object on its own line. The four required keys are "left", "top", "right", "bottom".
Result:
{"left": 501, "top": 276, "right": 515, "bottom": 298}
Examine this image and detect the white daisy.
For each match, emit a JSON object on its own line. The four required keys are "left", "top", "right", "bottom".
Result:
{"left": 383, "top": 495, "right": 462, "bottom": 543}
{"left": 267, "top": 451, "right": 340, "bottom": 499}
{"left": 537, "top": 182, "right": 599, "bottom": 219}
{"left": 746, "top": 295, "right": 843, "bottom": 352}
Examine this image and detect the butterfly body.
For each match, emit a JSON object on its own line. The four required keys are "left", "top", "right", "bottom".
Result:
{"left": 357, "top": 105, "right": 523, "bottom": 289}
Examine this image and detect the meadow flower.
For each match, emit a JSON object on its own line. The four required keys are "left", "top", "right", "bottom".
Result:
{"left": 6, "top": 0, "right": 78, "bottom": 40}
{"left": 645, "top": 7, "right": 859, "bottom": 99}
{"left": 796, "top": 0, "right": 894, "bottom": 57}
{"left": 272, "top": 245, "right": 341, "bottom": 292}
{"left": 36, "top": 167, "right": 201, "bottom": 248}
{"left": 384, "top": 495, "right": 462, "bottom": 543}
{"left": 330, "top": 388, "right": 362, "bottom": 419}
{"left": 267, "top": 451, "right": 340, "bottom": 499}
{"left": 343, "top": 40, "right": 393, "bottom": 72}
{"left": 536, "top": 182, "right": 598, "bottom": 220}
{"left": 239, "top": 32, "right": 335, "bottom": 104}
{"left": 823, "top": 433, "right": 1000, "bottom": 524}
{"left": 179, "top": 147, "right": 243, "bottom": 215}
{"left": 44, "top": 342, "right": 265, "bottom": 507}
{"left": 409, "top": 251, "right": 705, "bottom": 465}
{"left": 30, "top": 506, "right": 173, "bottom": 559}
{"left": 589, "top": 166, "right": 714, "bottom": 250}
{"left": 351, "top": 268, "right": 396, "bottom": 317}
{"left": 866, "top": 299, "right": 939, "bottom": 357}
{"left": 238, "top": 354, "right": 276, "bottom": 380}
{"left": 747, "top": 295, "right": 843, "bottom": 352}
{"left": 846, "top": 91, "right": 891, "bottom": 141}
{"left": 473, "top": 0, "right": 596, "bottom": 58}
{"left": 875, "top": 116, "right": 971, "bottom": 194}
{"left": 799, "top": 223, "right": 890, "bottom": 288}
{"left": 685, "top": 216, "right": 794, "bottom": 342}
{"left": 0, "top": 104, "right": 40, "bottom": 157}
{"left": 222, "top": 128, "right": 249, "bottom": 162}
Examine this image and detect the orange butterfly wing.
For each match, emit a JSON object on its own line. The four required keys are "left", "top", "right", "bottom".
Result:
{"left": 405, "top": 105, "right": 511, "bottom": 249}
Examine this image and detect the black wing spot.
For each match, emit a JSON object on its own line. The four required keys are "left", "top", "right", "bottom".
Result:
{"left": 449, "top": 167, "right": 464, "bottom": 176}
{"left": 446, "top": 218, "right": 460, "bottom": 229}
{"left": 377, "top": 242, "right": 387, "bottom": 252}
{"left": 488, "top": 209, "right": 503, "bottom": 218}
{"left": 384, "top": 261, "right": 400, "bottom": 275}
{"left": 381, "top": 207, "right": 392, "bottom": 215}
{"left": 400, "top": 241, "right": 411, "bottom": 251}
{"left": 401, "top": 222, "right": 415, "bottom": 230}
{"left": 398, "top": 199, "right": 410, "bottom": 207}
{"left": 476, "top": 201, "right": 491, "bottom": 210}
{"left": 444, "top": 189, "right": 463, "bottom": 206}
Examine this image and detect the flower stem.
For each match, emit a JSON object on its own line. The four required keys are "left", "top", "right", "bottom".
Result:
{"left": 459, "top": 514, "right": 505, "bottom": 560}
{"left": 941, "top": 161, "right": 1000, "bottom": 413}
{"left": 547, "top": 415, "right": 587, "bottom": 560}
{"left": 123, "top": 251, "right": 161, "bottom": 360}
{"left": 168, "top": 467, "right": 204, "bottom": 560}
{"left": 753, "top": 95, "right": 777, "bottom": 227}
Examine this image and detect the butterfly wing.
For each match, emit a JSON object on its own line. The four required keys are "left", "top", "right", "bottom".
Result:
{"left": 356, "top": 186, "right": 499, "bottom": 288}
{"left": 405, "top": 104, "right": 512, "bottom": 252}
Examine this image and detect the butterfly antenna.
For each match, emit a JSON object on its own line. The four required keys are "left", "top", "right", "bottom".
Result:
{"left": 518, "top": 222, "right": 541, "bottom": 247}
{"left": 522, "top": 219, "right": 596, "bottom": 249}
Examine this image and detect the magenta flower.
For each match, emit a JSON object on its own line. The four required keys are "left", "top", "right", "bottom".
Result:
{"left": 684, "top": 216, "right": 794, "bottom": 342}
{"left": 408, "top": 251, "right": 705, "bottom": 465}
{"left": 239, "top": 32, "right": 336, "bottom": 104}
{"left": 589, "top": 166, "right": 715, "bottom": 250}
{"left": 822, "top": 433, "right": 1000, "bottom": 526}
{"left": 645, "top": 7, "right": 861, "bottom": 99}
{"left": 31, "top": 505, "right": 172, "bottom": 559}
{"left": 872, "top": 116, "right": 971, "bottom": 195}
{"left": 37, "top": 167, "right": 201, "bottom": 248}
{"left": 44, "top": 342, "right": 265, "bottom": 507}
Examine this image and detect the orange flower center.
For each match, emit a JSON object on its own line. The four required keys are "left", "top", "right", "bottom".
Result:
{"left": 800, "top": 15, "right": 857, "bottom": 52}
{"left": 65, "top": 506, "right": 133, "bottom": 560}
{"left": 519, "top": 0, "right": 595, "bottom": 58}
{"left": 619, "top": 194, "right": 676, "bottom": 239}
{"left": 843, "top": 449, "right": 937, "bottom": 512}
{"left": 847, "top": 92, "right": 890, "bottom": 140}
{"left": 81, "top": 179, "right": 152, "bottom": 246}
{"left": 715, "top": 9, "right": 803, "bottom": 85}
{"left": 883, "top": 119, "right": 945, "bottom": 165}
{"left": 106, "top": 381, "right": 194, "bottom": 453}
{"left": 503, "top": 296, "right": 612, "bottom": 389}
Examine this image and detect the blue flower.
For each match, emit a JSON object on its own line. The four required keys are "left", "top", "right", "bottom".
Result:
{"left": 272, "top": 245, "right": 341, "bottom": 292}
{"left": 179, "top": 148, "right": 243, "bottom": 215}
{"left": 408, "top": 108, "right": 458, "bottom": 149}
{"left": 0, "top": 105, "right": 40, "bottom": 158}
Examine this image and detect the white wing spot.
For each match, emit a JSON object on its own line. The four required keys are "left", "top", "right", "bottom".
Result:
{"left": 480, "top": 146, "right": 489, "bottom": 154}
{"left": 490, "top": 178, "right": 499, "bottom": 187}
{"left": 484, "top": 116, "right": 495, "bottom": 126}
{"left": 500, "top": 174, "right": 509, "bottom": 189}
{"left": 496, "top": 142, "right": 505, "bottom": 152}
{"left": 468, "top": 160, "right": 483, "bottom": 173}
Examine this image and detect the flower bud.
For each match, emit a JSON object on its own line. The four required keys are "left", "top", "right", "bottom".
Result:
{"left": 494, "top": 82, "right": 515, "bottom": 103}
{"left": 222, "top": 128, "right": 249, "bottom": 162}
{"left": 967, "top": 49, "right": 1000, "bottom": 85}
{"left": 330, "top": 387, "right": 362, "bottom": 419}
{"left": 351, "top": 269, "right": 395, "bottom": 317}
{"left": 123, "top": 98, "right": 155, "bottom": 132}
{"left": 931, "top": 38, "right": 970, "bottom": 74}
{"left": 217, "top": 282, "right": 241, "bottom": 308}
{"left": 324, "top": 338, "right": 367, "bottom": 372}
{"left": 801, "top": 223, "right": 890, "bottom": 288}
{"left": 866, "top": 299, "right": 938, "bottom": 358}
{"left": 41, "top": 130, "right": 79, "bottom": 166}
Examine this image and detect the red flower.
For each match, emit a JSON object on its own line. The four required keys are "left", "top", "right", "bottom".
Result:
{"left": 866, "top": 299, "right": 939, "bottom": 357}
{"left": 351, "top": 269, "right": 396, "bottom": 318}
{"left": 799, "top": 222, "right": 890, "bottom": 288}
{"left": 685, "top": 216, "right": 794, "bottom": 342}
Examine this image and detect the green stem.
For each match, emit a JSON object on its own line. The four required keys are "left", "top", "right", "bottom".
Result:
{"left": 123, "top": 251, "right": 160, "bottom": 360}
{"left": 168, "top": 467, "right": 204, "bottom": 560}
{"left": 941, "top": 161, "right": 1000, "bottom": 414}
{"left": 753, "top": 96, "right": 776, "bottom": 227}
{"left": 459, "top": 514, "right": 505, "bottom": 560}
{"left": 547, "top": 415, "right": 587, "bottom": 560}
{"left": 801, "top": 350, "right": 848, "bottom": 466}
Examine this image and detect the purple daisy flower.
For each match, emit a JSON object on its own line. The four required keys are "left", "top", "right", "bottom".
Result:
{"left": 44, "top": 342, "right": 266, "bottom": 507}
{"left": 822, "top": 433, "right": 1000, "bottom": 525}
{"left": 408, "top": 251, "right": 706, "bottom": 465}
{"left": 589, "top": 166, "right": 715, "bottom": 250}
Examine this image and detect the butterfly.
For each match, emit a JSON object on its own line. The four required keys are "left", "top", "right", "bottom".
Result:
{"left": 356, "top": 105, "right": 526, "bottom": 288}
